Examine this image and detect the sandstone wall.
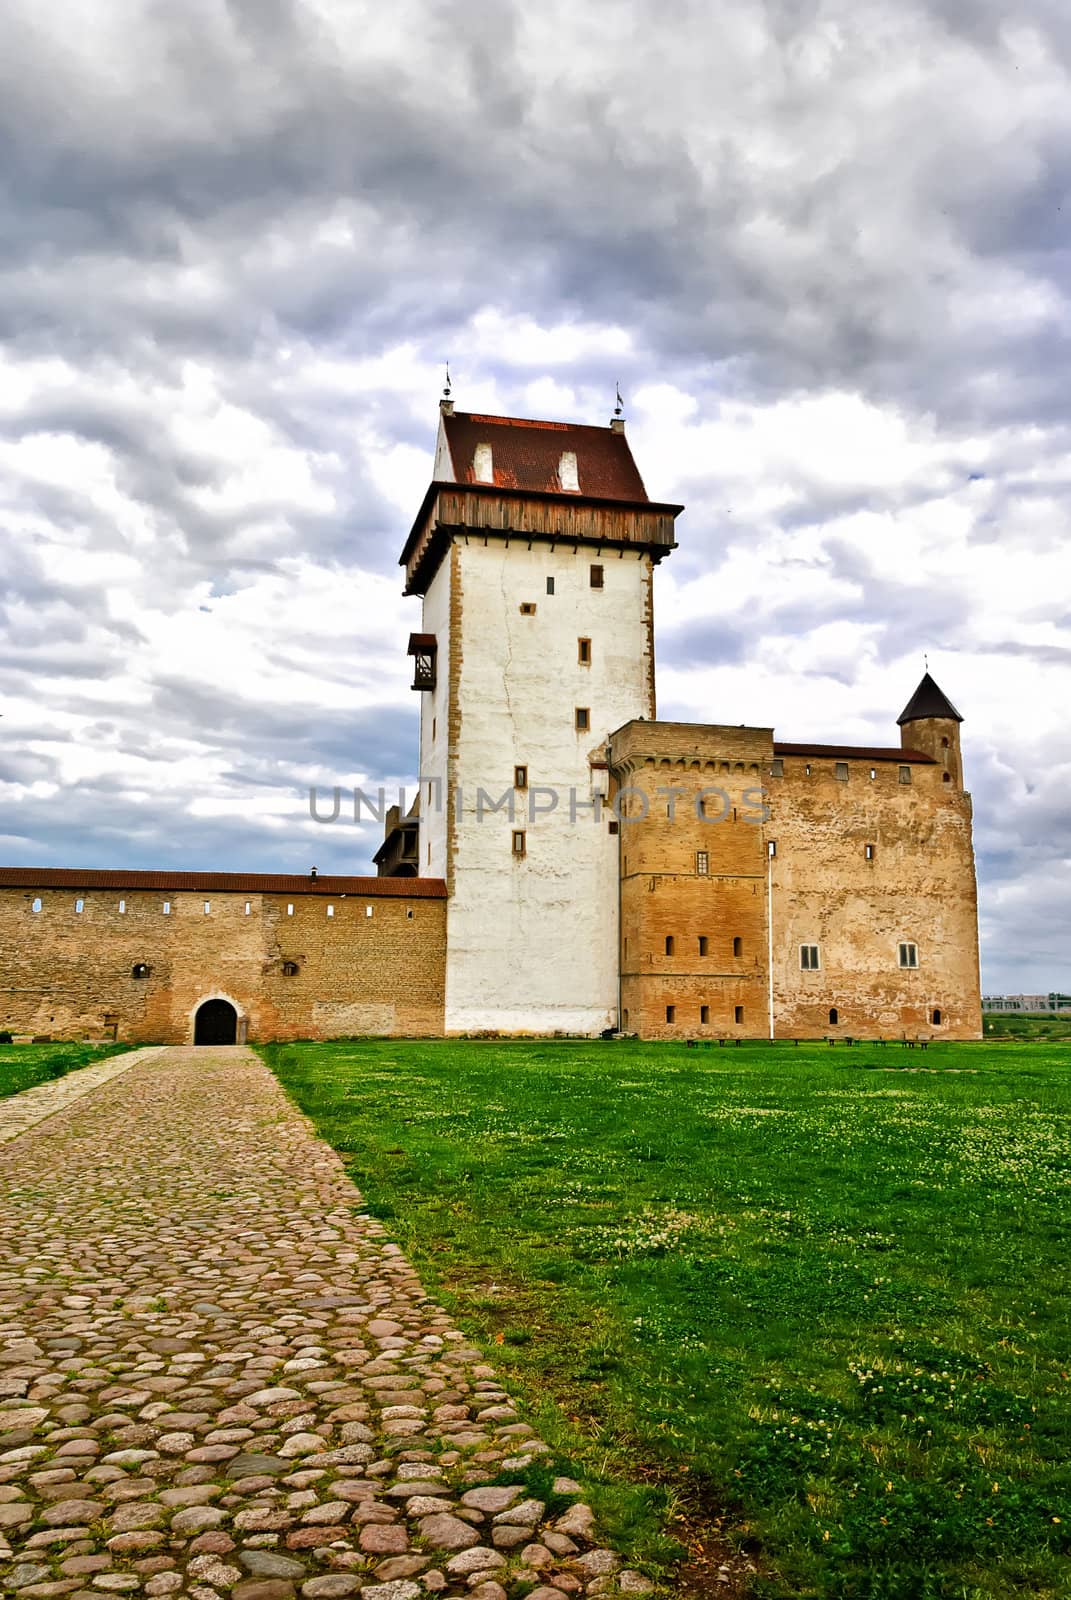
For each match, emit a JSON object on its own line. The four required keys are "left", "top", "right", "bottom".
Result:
{"left": 0, "top": 887, "right": 446, "bottom": 1043}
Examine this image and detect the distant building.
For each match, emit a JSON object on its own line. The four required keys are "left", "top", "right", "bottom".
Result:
{"left": 983, "top": 994, "right": 1071, "bottom": 1012}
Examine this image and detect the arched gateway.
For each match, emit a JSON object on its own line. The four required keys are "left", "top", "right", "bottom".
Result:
{"left": 194, "top": 998, "right": 238, "bottom": 1045}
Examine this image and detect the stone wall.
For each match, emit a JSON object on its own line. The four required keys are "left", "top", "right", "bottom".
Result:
{"left": 0, "top": 885, "right": 446, "bottom": 1043}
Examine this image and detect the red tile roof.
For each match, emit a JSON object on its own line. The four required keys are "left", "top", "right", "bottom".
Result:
{"left": 0, "top": 868, "right": 447, "bottom": 897}
{"left": 774, "top": 744, "right": 935, "bottom": 763}
{"left": 441, "top": 411, "right": 648, "bottom": 501}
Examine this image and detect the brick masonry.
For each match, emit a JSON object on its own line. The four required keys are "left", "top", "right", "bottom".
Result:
{"left": 0, "top": 888, "right": 446, "bottom": 1044}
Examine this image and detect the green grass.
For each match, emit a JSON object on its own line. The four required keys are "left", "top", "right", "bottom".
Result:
{"left": 983, "top": 1013, "right": 1071, "bottom": 1041}
{"left": 263, "top": 1038, "right": 1071, "bottom": 1600}
{"left": 0, "top": 1040, "right": 133, "bottom": 1100}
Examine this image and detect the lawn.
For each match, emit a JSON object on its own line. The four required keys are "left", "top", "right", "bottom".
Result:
{"left": 263, "top": 1038, "right": 1071, "bottom": 1600}
{"left": 0, "top": 1039, "right": 133, "bottom": 1100}
{"left": 983, "top": 1013, "right": 1071, "bottom": 1041}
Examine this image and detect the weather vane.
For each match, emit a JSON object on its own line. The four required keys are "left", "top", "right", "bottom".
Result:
{"left": 614, "top": 381, "right": 624, "bottom": 418}
{"left": 443, "top": 362, "right": 452, "bottom": 401}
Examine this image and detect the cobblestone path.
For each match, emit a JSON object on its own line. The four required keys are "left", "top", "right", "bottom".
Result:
{"left": 0, "top": 1050, "right": 163, "bottom": 1146}
{"left": 1, "top": 1046, "right": 650, "bottom": 1600}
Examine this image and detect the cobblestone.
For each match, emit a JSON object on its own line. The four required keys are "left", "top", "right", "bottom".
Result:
{"left": 0, "top": 1046, "right": 645, "bottom": 1596}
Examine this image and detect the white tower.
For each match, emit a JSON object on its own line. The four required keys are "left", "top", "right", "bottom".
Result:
{"left": 399, "top": 401, "right": 682, "bottom": 1033}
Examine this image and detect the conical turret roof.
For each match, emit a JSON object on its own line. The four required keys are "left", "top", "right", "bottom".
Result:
{"left": 897, "top": 672, "right": 963, "bottom": 725}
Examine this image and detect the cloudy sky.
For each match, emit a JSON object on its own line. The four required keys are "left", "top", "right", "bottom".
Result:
{"left": 1, "top": 0, "right": 1069, "bottom": 992}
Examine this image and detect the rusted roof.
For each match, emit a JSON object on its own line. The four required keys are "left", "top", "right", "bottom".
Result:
{"left": 774, "top": 744, "right": 935, "bottom": 764}
{"left": 0, "top": 868, "right": 447, "bottom": 898}
{"left": 441, "top": 411, "right": 649, "bottom": 500}
{"left": 897, "top": 672, "right": 963, "bottom": 725}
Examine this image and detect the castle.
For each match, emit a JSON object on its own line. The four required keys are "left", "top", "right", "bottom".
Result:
{"left": 0, "top": 402, "right": 982, "bottom": 1043}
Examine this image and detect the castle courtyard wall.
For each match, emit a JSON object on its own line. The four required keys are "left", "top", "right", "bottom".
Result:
{"left": 0, "top": 884, "right": 446, "bottom": 1043}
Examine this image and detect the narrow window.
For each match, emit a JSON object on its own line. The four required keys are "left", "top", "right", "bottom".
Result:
{"left": 666, "top": 1005, "right": 675, "bottom": 1024}
{"left": 244, "top": 901, "right": 252, "bottom": 915}
{"left": 287, "top": 903, "right": 294, "bottom": 916}
{"left": 546, "top": 576, "right": 555, "bottom": 594}
{"left": 941, "top": 736, "right": 949, "bottom": 749}
{"left": 282, "top": 960, "right": 299, "bottom": 976}
{"left": 512, "top": 830, "right": 527, "bottom": 857}
{"left": 865, "top": 843, "right": 875, "bottom": 860}
{"left": 75, "top": 898, "right": 84, "bottom": 914}
{"left": 575, "top": 707, "right": 590, "bottom": 732}
{"left": 131, "top": 963, "right": 150, "bottom": 979}
{"left": 118, "top": 899, "right": 126, "bottom": 914}
{"left": 577, "top": 636, "right": 591, "bottom": 664}
{"left": 698, "top": 935, "right": 708, "bottom": 956}
{"left": 405, "top": 907, "right": 414, "bottom": 919}
{"left": 365, "top": 905, "right": 373, "bottom": 917}
{"left": 519, "top": 602, "right": 537, "bottom": 616}
{"left": 942, "top": 771, "right": 952, "bottom": 783}
{"left": 700, "top": 1005, "right": 710, "bottom": 1024}
{"left": 589, "top": 564, "right": 604, "bottom": 588}
{"left": 898, "top": 942, "right": 918, "bottom": 968}
{"left": 899, "top": 765, "right": 912, "bottom": 785}
{"left": 835, "top": 761, "right": 849, "bottom": 781}
{"left": 829, "top": 1007, "right": 839, "bottom": 1025}
{"left": 432, "top": 717, "right": 437, "bottom": 740}
{"left": 734, "top": 1005, "right": 744, "bottom": 1024}
{"left": 162, "top": 901, "right": 170, "bottom": 915}
{"left": 326, "top": 904, "right": 334, "bottom": 918}
{"left": 203, "top": 901, "right": 210, "bottom": 915}
{"left": 665, "top": 935, "right": 674, "bottom": 956}
{"left": 800, "top": 944, "right": 820, "bottom": 970}
{"left": 932, "top": 1007, "right": 942, "bottom": 1025}
{"left": 869, "top": 767, "right": 877, "bottom": 780}
{"left": 733, "top": 936, "right": 743, "bottom": 957}
{"left": 623, "top": 1008, "right": 629, "bottom": 1028}
{"left": 770, "top": 757, "right": 784, "bottom": 777}
{"left": 696, "top": 850, "right": 709, "bottom": 875}
{"left": 32, "top": 897, "right": 42, "bottom": 913}
{"left": 608, "top": 820, "right": 619, "bottom": 835}
{"left": 514, "top": 764, "right": 528, "bottom": 789}
{"left": 805, "top": 763, "right": 812, "bottom": 776}
{"left": 768, "top": 839, "right": 777, "bottom": 858}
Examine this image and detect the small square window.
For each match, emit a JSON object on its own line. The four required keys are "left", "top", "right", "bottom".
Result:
{"left": 32, "top": 897, "right": 42, "bottom": 913}
{"left": 589, "top": 564, "right": 604, "bottom": 588}
{"left": 666, "top": 1005, "right": 675, "bottom": 1023}
{"left": 898, "top": 942, "right": 918, "bottom": 968}
{"left": 575, "top": 707, "right": 590, "bottom": 732}
{"left": 578, "top": 636, "right": 592, "bottom": 664}
{"left": 835, "top": 761, "right": 849, "bottom": 781}
{"left": 608, "top": 819, "right": 619, "bottom": 835}
{"left": 698, "top": 935, "right": 708, "bottom": 956}
{"left": 546, "top": 576, "right": 555, "bottom": 594}
{"left": 734, "top": 1005, "right": 744, "bottom": 1024}
{"left": 696, "top": 850, "right": 709, "bottom": 875}
{"left": 700, "top": 1005, "right": 710, "bottom": 1024}
{"left": 899, "top": 765, "right": 912, "bottom": 785}
{"left": 512, "top": 830, "right": 527, "bottom": 857}
{"left": 770, "top": 757, "right": 784, "bottom": 776}
{"left": 519, "top": 602, "right": 537, "bottom": 616}
{"left": 800, "top": 944, "right": 820, "bottom": 970}
{"left": 514, "top": 764, "right": 528, "bottom": 789}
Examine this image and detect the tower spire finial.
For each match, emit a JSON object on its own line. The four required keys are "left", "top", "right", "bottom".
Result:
{"left": 614, "top": 381, "right": 624, "bottom": 418}
{"left": 443, "top": 361, "right": 451, "bottom": 401}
